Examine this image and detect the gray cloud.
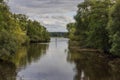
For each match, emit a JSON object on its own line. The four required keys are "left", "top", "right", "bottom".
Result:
{"left": 7, "top": 0, "right": 83, "bottom": 32}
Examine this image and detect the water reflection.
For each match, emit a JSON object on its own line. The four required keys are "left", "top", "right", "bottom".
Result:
{"left": 27, "top": 43, "right": 49, "bottom": 64}
{"left": 16, "top": 38, "right": 74, "bottom": 80}
{"left": 0, "top": 38, "right": 120, "bottom": 80}
{"left": 12, "top": 43, "right": 49, "bottom": 68}
{"left": 8, "top": 43, "right": 48, "bottom": 80}
{"left": 0, "top": 59, "right": 16, "bottom": 80}
{"left": 67, "top": 50, "right": 120, "bottom": 80}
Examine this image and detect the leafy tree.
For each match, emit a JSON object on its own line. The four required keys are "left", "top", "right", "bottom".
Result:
{"left": 13, "top": 14, "right": 28, "bottom": 31}
{"left": 67, "top": 23, "right": 76, "bottom": 40}
{"left": 87, "top": 0, "right": 111, "bottom": 51}
{"left": 13, "top": 14, "right": 50, "bottom": 42}
{"left": 0, "top": 0, "right": 50, "bottom": 59}
{"left": 67, "top": 0, "right": 114, "bottom": 51}
{"left": 27, "top": 20, "right": 50, "bottom": 42}
{"left": 0, "top": 1, "right": 27, "bottom": 56}
{"left": 74, "top": 0, "right": 91, "bottom": 47}
{"left": 107, "top": 0, "right": 120, "bottom": 56}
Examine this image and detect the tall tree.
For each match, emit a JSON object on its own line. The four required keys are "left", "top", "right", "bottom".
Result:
{"left": 74, "top": 0, "right": 91, "bottom": 47}
{"left": 27, "top": 20, "right": 50, "bottom": 42}
{"left": 67, "top": 23, "right": 76, "bottom": 40}
{"left": 67, "top": 0, "right": 115, "bottom": 52}
{"left": 87, "top": 0, "right": 112, "bottom": 51}
{"left": 0, "top": 0, "right": 50, "bottom": 60}
{"left": 107, "top": 0, "right": 120, "bottom": 56}
{"left": 0, "top": 1, "right": 27, "bottom": 56}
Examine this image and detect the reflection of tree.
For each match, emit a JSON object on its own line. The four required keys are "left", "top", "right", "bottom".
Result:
{"left": 0, "top": 43, "right": 49, "bottom": 80}
{"left": 27, "top": 43, "right": 49, "bottom": 63}
{"left": 0, "top": 59, "right": 16, "bottom": 80}
{"left": 11, "top": 47, "right": 28, "bottom": 68}
{"left": 67, "top": 50, "right": 120, "bottom": 80}
{"left": 11, "top": 43, "right": 49, "bottom": 68}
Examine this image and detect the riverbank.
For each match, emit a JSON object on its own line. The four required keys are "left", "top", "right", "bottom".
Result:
{"left": 68, "top": 48, "right": 120, "bottom": 80}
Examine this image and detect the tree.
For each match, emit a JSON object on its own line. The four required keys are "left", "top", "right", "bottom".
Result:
{"left": 67, "top": 23, "right": 76, "bottom": 40}
{"left": 87, "top": 0, "right": 111, "bottom": 51}
{"left": 27, "top": 20, "right": 50, "bottom": 42}
{"left": 0, "top": 0, "right": 50, "bottom": 60}
{"left": 13, "top": 14, "right": 50, "bottom": 42}
{"left": 67, "top": 0, "right": 117, "bottom": 53}
{"left": 13, "top": 14, "right": 28, "bottom": 31}
{"left": 107, "top": 0, "right": 120, "bottom": 56}
{"left": 0, "top": 1, "right": 27, "bottom": 57}
{"left": 74, "top": 0, "right": 91, "bottom": 47}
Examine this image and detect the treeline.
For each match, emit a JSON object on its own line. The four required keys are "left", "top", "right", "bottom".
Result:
{"left": 49, "top": 32, "right": 68, "bottom": 37}
{"left": 67, "top": 0, "right": 120, "bottom": 56}
{"left": 0, "top": 0, "right": 50, "bottom": 57}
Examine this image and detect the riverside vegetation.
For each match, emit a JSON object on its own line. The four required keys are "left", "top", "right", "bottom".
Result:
{"left": 67, "top": 0, "right": 120, "bottom": 56}
{"left": 0, "top": 0, "right": 50, "bottom": 60}
{"left": 0, "top": 0, "right": 120, "bottom": 79}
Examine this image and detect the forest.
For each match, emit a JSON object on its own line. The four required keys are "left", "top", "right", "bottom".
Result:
{"left": 49, "top": 32, "right": 68, "bottom": 37}
{"left": 67, "top": 0, "right": 120, "bottom": 56}
{"left": 0, "top": 0, "right": 50, "bottom": 60}
{"left": 1, "top": 0, "right": 120, "bottom": 79}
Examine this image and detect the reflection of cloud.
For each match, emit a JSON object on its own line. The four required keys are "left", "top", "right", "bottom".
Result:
{"left": 7, "top": 0, "right": 83, "bottom": 32}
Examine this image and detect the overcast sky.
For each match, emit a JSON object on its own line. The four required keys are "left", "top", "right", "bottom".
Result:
{"left": 7, "top": 0, "right": 83, "bottom": 32}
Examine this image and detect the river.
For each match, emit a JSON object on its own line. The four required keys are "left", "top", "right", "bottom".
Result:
{"left": 17, "top": 38, "right": 75, "bottom": 80}
{"left": 0, "top": 38, "right": 120, "bottom": 80}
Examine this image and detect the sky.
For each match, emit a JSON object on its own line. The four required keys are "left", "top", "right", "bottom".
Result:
{"left": 7, "top": 0, "right": 83, "bottom": 32}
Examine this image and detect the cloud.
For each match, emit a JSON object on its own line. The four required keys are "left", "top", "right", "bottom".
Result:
{"left": 7, "top": 0, "right": 83, "bottom": 32}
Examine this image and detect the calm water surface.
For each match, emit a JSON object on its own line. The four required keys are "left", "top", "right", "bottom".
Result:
{"left": 0, "top": 38, "right": 120, "bottom": 80}
{"left": 17, "top": 38, "right": 75, "bottom": 80}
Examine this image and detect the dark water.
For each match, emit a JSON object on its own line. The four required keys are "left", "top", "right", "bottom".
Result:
{"left": 0, "top": 38, "right": 120, "bottom": 80}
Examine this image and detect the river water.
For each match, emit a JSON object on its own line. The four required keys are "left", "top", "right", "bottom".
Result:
{"left": 17, "top": 38, "right": 75, "bottom": 80}
{"left": 0, "top": 38, "right": 120, "bottom": 80}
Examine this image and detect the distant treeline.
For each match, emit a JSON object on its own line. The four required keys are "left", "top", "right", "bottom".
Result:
{"left": 67, "top": 0, "right": 120, "bottom": 56}
{"left": 0, "top": 0, "right": 50, "bottom": 59}
{"left": 49, "top": 32, "right": 68, "bottom": 37}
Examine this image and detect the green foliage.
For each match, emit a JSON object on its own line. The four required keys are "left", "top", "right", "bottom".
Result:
{"left": 0, "top": 0, "right": 3, "bottom": 3}
{"left": 87, "top": 0, "right": 111, "bottom": 50}
{"left": 27, "top": 20, "right": 50, "bottom": 42}
{"left": 75, "top": 0, "right": 91, "bottom": 31}
{"left": 67, "top": 23, "right": 76, "bottom": 40}
{"left": 107, "top": 0, "right": 120, "bottom": 56}
{"left": 13, "top": 14, "right": 28, "bottom": 31}
{"left": 0, "top": 1, "right": 27, "bottom": 56}
{"left": 49, "top": 32, "right": 68, "bottom": 37}
{"left": 13, "top": 14, "right": 50, "bottom": 42}
{"left": 0, "top": 0, "right": 50, "bottom": 59}
{"left": 67, "top": 0, "right": 120, "bottom": 56}
{"left": 74, "top": 0, "right": 91, "bottom": 44}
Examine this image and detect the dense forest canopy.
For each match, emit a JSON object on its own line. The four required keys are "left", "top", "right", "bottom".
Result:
{"left": 0, "top": 0, "right": 50, "bottom": 60}
{"left": 1, "top": 0, "right": 120, "bottom": 58}
{"left": 67, "top": 0, "right": 120, "bottom": 56}
{"left": 49, "top": 32, "right": 68, "bottom": 37}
